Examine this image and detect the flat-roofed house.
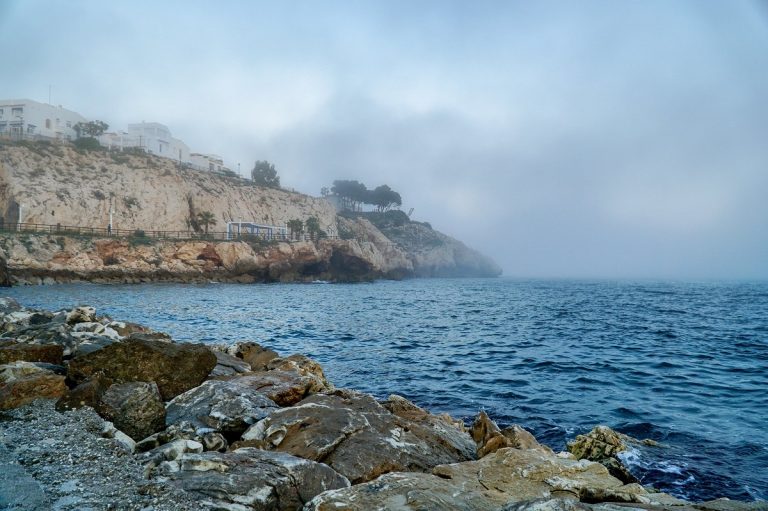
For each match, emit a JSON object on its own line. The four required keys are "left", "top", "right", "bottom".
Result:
{"left": 0, "top": 99, "right": 86, "bottom": 140}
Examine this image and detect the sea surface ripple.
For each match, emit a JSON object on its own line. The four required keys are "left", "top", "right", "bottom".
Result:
{"left": 6, "top": 278, "right": 768, "bottom": 502}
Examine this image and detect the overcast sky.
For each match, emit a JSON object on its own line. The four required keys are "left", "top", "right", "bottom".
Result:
{"left": 1, "top": 0, "right": 767, "bottom": 279}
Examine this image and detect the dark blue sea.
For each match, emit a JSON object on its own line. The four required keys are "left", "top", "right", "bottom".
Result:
{"left": 5, "top": 278, "right": 767, "bottom": 502}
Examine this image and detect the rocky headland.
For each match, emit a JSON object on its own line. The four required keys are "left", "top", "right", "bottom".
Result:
{"left": 0, "top": 297, "right": 763, "bottom": 511}
{"left": 0, "top": 143, "right": 501, "bottom": 285}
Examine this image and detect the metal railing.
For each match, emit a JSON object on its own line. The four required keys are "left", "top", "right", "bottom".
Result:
{"left": 0, "top": 221, "right": 349, "bottom": 243}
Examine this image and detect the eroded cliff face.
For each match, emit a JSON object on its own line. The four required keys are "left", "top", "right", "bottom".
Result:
{"left": 0, "top": 235, "right": 410, "bottom": 285}
{"left": 0, "top": 145, "right": 336, "bottom": 234}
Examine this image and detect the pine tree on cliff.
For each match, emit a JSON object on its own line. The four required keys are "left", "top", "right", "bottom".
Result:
{"left": 251, "top": 161, "right": 280, "bottom": 188}
{"left": 197, "top": 211, "right": 217, "bottom": 235}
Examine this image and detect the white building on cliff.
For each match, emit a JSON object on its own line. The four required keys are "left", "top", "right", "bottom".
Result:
{"left": 99, "top": 122, "right": 190, "bottom": 163}
{"left": 0, "top": 99, "right": 86, "bottom": 140}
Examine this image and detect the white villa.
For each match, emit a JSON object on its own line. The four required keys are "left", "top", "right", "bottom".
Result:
{"left": 1, "top": 98, "right": 234, "bottom": 174}
{"left": 99, "top": 122, "right": 190, "bottom": 163}
{"left": 0, "top": 99, "right": 86, "bottom": 140}
{"left": 189, "top": 153, "right": 229, "bottom": 173}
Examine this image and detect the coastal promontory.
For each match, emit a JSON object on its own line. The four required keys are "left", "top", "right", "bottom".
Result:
{"left": 0, "top": 143, "right": 501, "bottom": 285}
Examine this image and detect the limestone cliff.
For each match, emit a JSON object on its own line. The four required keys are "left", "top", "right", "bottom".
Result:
{"left": 0, "top": 144, "right": 336, "bottom": 233}
{"left": 0, "top": 143, "right": 500, "bottom": 282}
{"left": 340, "top": 212, "right": 502, "bottom": 278}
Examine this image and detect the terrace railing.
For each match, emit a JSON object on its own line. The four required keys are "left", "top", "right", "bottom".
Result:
{"left": 0, "top": 221, "right": 365, "bottom": 244}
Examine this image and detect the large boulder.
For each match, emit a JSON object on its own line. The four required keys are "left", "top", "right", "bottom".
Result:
{"left": 209, "top": 350, "right": 252, "bottom": 377}
{"left": 0, "top": 361, "right": 57, "bottom": 384}
{"left": 567, "top": 426, "right": 638, "bottom": 484}
{"left": 67, "top": 338, "right": 216, "bottom": 400}
{"left": 240, "top": 390, "right": 475, "bottom": 483}
{"left": 266, "top": 354, "right": 332, "bottom": 389}
{"left": 471, "top": 410, "right": 553, "bottom": 458}
{"left": 0, "top": 341, "right": 63, "bottom": 365}
{"left": 567, "top": 426, "right": 627, "bottom": 461}
{"left": 431, "top": 448, "right": 645, "bottom": 505}
{"left": 55, "top": 375, "right": 114, "bottom": 412}
{"left": 307, "top": 448, "right": 650, "bottom": 510}
{"left": 222, "top": 341, "right": 279, "bottom": 371}
{"left": 161, "top": 448, "right": 350, "bottom": 511}
{"left": 65, "top": 306, "right": 97, "bottom": 324}
{"left": 305, "top": 472, "right": 498, "bottom": 511}
{"left": 214, "top": 369, "right": 329, "bottom": 407}
{"left": 0, "top": 371, "right": 67, "bottom": 410}
{"left": 0, "top": 297, "right": 23, "bottom": 315}
{"left": 136, "top": 421, "right": 228, "bottom": 454}
{"left": 381, "top": 394, "right": 477, "bottom": 459}
{"left": 166, "top": 379, "right": 279, "bottom": 437}
{"left": 95, "top": 382, "right": 166, "bottom": 441}
{"left": 0, "top": 322, "right": 80, "bottom": 357}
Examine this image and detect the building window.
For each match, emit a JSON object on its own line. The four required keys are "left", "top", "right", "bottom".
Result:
{"left": 0, "top": 109, "right": 3, "bottom": 117}
{"left": 66, "top": 121, "right": 71, "bottom": 128}
{"left": 0, "top": 122, "right": 6, "bottom": 132}
{"left": 209, "top": 162, "right": 214, "bottom": 171}
{"left": 55, "top": 118, "right": 60, "bottom": 126}
{"left": 45, "top": 119, "right": 51, "bottom": 129}
{"left": 11, "top": 107, "right": 22, "bottom": 116}
{"left": 27, "top": 124, "right": 36, "bottom": 134}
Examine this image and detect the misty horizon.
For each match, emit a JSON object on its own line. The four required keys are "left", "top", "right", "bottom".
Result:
{"left": 2, "top": 0, "right": 767, "bottom": 279}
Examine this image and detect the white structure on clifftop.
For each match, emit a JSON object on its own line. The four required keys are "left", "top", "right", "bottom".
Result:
{"left": 189, "top": 153, "right": 229, "bottom": 173}
{"left": 99, "top": 122, "right": 190, "bottom": 163}
{"left": 1, "top": 97, "right": 233, "bottom": 174}
{"left": 0, "top": 99, "right": 86, "bottom": 140}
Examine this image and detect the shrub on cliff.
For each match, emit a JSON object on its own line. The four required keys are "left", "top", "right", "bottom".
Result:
{"left": 73, "top": 137, "right": 102, "bottom": 152}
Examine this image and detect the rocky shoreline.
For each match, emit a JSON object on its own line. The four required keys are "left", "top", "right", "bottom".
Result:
{"left": 0, "top": 298, "right": 763, "bottom": 511}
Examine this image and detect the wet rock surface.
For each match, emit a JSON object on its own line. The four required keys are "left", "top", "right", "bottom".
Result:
{"left": 166, "top": 378, "right": 280, "bottom": 437}
{"left": 0, "top": 341, "right": 63, "bottom": 365}
{"left": 471, "top": 410, "right": 554, "bottom": 458}
{"left": 307, "top": 448, "right": 651, "bottom": 510}
{"left": 161, "top": 448, "right": 350, "bottom": 510}
{"left": 0, "top": 370, "right": 67, "bottom": 410}
{"left": 215, "top": 368, "right": 330, "bottom": 406}
{"left": 67, "top": 338, "right": 216, "bottom": 400}
{"left": 240, "top": 389, "right": 476, "bottom": 483}
{"left": 567, "top": 425, "right": 640, "bottom": 484}
{"left": 96, "top": 381, "right": 166, "bottom": 441}
{"left": 305, "top": 471, "right": 498, "bottom": 511}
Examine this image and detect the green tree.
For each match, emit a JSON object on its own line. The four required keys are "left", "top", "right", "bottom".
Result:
{"left": 197, "top": 211, "right": 217, "bottom": 234}
{"left": 74, "top": 120, "right": 109, "bottom": 138}
{"left": 251, "top": 160, "right": 280, "bottom": 188}
{"left": 369, "top": 185, "right": 402, "bottom": 212}
{"left": 305, "top": 216, "right": 325, "bottom": 240}
{"left": 287, "top": 219, "right": 304, "bottom": 240}
{"left": 331, "top": 179, "right": 368, "bottom": 211}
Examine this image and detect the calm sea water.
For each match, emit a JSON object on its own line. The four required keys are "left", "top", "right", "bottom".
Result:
{"left": 5, "top": 279, "right": 767, "bottom": 502}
